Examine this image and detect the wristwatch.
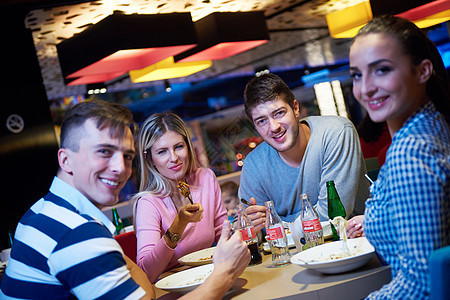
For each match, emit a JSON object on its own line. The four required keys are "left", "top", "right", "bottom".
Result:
{"left": 165, "top": 229, "right": 181, "bottom": 242}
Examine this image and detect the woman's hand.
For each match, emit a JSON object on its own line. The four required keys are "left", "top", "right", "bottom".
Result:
{"left": 165, "top": 203, "right": 204, "bottom": 248}
{"left": 178, "top": 203, "right": 204, "bottom": 224}
{"left": 346, "top": 215, "right": 365, "bottom": 238}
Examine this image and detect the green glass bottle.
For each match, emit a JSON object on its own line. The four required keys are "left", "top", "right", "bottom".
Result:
{"left": 327, "top": 181, "right": 346, "bottom": 241}
{"left": 7, "top": 230, "right": 14, "bottom": 248}
{"left": 112, "top": 208, "right": 125, "bottom": 236}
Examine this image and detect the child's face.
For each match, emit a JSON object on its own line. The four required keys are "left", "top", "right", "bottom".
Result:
{"left": 222, "top": 191, "right": 239, "bottom": 211}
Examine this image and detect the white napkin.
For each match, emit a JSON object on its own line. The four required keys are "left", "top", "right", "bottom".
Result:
{"left": 288, "top": 215, "right": 304, "bottom": 252}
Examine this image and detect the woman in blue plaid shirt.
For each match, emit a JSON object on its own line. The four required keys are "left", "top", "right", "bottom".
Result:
{"left": 347, "top": 15, "right": 450, "bottom": 299}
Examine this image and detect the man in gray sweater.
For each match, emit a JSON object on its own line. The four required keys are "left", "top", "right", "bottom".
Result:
{"left": 239, "top": 73, "right": 370, "bottom": 233}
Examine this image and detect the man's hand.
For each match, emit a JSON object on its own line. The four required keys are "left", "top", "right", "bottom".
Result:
{"left": 180, "top": 220, "right": 250, "bottom": 300}
{"left": 346, "top": 215, "right": 364, "bottom": 238}
{"left": 244, "top": 197, "right": 266, "bottom": 233}
{"left": 213, "top": 220, "right": 251, "bottom": 275}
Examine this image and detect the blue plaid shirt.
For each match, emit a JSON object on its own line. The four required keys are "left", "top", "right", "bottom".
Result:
{"left": 364, "top": 101, "right": 450, "bottom": 299}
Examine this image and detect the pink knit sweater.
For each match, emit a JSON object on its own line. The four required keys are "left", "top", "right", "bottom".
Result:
{"left": 135, "top": 167, "right": 227, "bottom": 282}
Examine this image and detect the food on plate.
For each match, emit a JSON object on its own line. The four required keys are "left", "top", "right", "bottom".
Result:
{"left": 198, "top": 255, "right": 213, "bottom": 261}
{"left": 316, "top": 244, "right": 364, "bottom": 262}
{"left": 178, "top": 247, "right": 216, "bottom": 266}
{"left": 290, "top": 237, "right": 375, "bottom": 274}
{"left": 184, "top": 269, "right": 213, "bottom": 286}
{"left": 156, "top": 264, "right": 215, "bottom": 292}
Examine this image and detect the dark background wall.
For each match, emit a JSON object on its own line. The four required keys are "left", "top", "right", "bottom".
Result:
{"left": 0, "top": 7, "right": 59, "bottom": 250}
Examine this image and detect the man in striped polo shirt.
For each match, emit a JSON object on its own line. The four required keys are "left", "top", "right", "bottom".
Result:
{"left": 0, "top": 100, "right": 250, "bottom": 299}
{"left": 0, "top": 100, "right": 154, "bottom": 299}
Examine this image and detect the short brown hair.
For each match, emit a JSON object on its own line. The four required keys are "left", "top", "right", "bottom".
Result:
{"left": 243, "top": 73, "right": 296, "bottom": 121}
{"left": 60, "top": 99, "right": 137, "bottom": 151}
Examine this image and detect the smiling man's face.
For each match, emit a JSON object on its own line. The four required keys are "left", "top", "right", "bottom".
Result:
{"left": 251, "top": 97, "right": 300, "bottom": 154}
{"left": 63, "top": 119, "right": 135, "bottom": 209}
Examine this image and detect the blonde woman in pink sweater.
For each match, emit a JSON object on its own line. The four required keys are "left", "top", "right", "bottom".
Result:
{"left": 131, "top": 112, "right": 227, "bottom": 283}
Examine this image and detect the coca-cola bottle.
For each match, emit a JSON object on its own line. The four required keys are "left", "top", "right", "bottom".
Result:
{"left": 265, "top": 201, "right": 291, "bottom": 267}
{"left": 300, "top": 193, "right": 324, "bottom": 249}
{"left": 235, "top": 203, "right": 262, "bottom": 265}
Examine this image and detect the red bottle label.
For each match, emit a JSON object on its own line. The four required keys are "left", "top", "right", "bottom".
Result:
{"left": 240, "top": 227, "right": 255, "bottom": 241}
{"left": 302, "top": 219, "right": 322, "bottom": 233}
{"left": 266, "top": 225, "right": 284, "bottom": 241}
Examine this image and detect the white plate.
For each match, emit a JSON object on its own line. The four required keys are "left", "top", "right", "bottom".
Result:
{"left": 155, "top": 264, "right": 214, "bottom": 293}
{"left": 290, "top": 237, "right": 375, "bottom": 274}
{"left": 178, "top": 247, "right": 215, "bottom": 266}
{"left": 263, "top": 221, "right": 332, "bottom": 252}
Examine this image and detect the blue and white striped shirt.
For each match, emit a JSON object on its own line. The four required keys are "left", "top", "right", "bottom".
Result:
{"left": 0, "top": 177, "right": 145, "bottom": 299}
{"left": 364, "top": 101, "right": 450, "bottom": 299}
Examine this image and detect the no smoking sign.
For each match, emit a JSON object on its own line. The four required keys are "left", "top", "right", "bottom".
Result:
{"left": 6, "top": 114, "right": 25, "bottom": 134}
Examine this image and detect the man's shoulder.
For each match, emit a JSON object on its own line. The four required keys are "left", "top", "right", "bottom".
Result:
{"left": 20, "top": 195, "right": 101, "bottom": 245}
{"left": 305, "top": 115, "right": 354, "bottom": 129}
{"left": 305, "top": 116, "right": 356, "bottom": 139}
{"left": 241, "top": 142, "right": 277, "bottom": 177}
{"left": 246, "top": 141, "right": 273, "bottom": 159}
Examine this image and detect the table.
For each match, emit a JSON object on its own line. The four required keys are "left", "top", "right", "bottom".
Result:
{"left": 154, "top": 250, "right": 391, "bottom": 299}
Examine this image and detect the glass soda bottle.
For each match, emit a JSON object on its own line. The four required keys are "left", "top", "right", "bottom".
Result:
{"left": 112, "top": 208, "right": 125, "bottom": 236}
{"left": 7, "top": 230, "right": 14, "bottom": 248}
{"left": 235, "top": 203, "right": 262, "bottom": 265}
{"left": 265, "top": 201, "right": 291, "bottom": 267}
{"left": 327, "top": 180, "right": 347, "bottom": 241}
{"left": 300, "top": 193, "right": 324, "bottom": 249}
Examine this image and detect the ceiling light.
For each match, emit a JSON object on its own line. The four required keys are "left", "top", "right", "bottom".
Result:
{"left": 129, "top": 57, "right": 212, "bottom": 82}
{"left": 57, "top": 12, "right": 198, "bottom": 86}
{"left": 174, "top": 11, "right": 270, "bottom": 63}
{"left": 326, "top": 0, "right": 450, "bottom": 39}
{"left": 325, "top": 1, "right": 373, "bottom": 39}
{"left": 395, "top": 0, "right": 450, "bottom": 29}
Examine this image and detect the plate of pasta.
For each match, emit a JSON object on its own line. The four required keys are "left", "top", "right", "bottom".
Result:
{"left": 290, "top": 237, "right": 375, "bottom": 274}
{"left": 178, "top": 247, "right": 215, "bottom": 266}
{"left": 156, "top": 263, "right": 214, "bottom": 293}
